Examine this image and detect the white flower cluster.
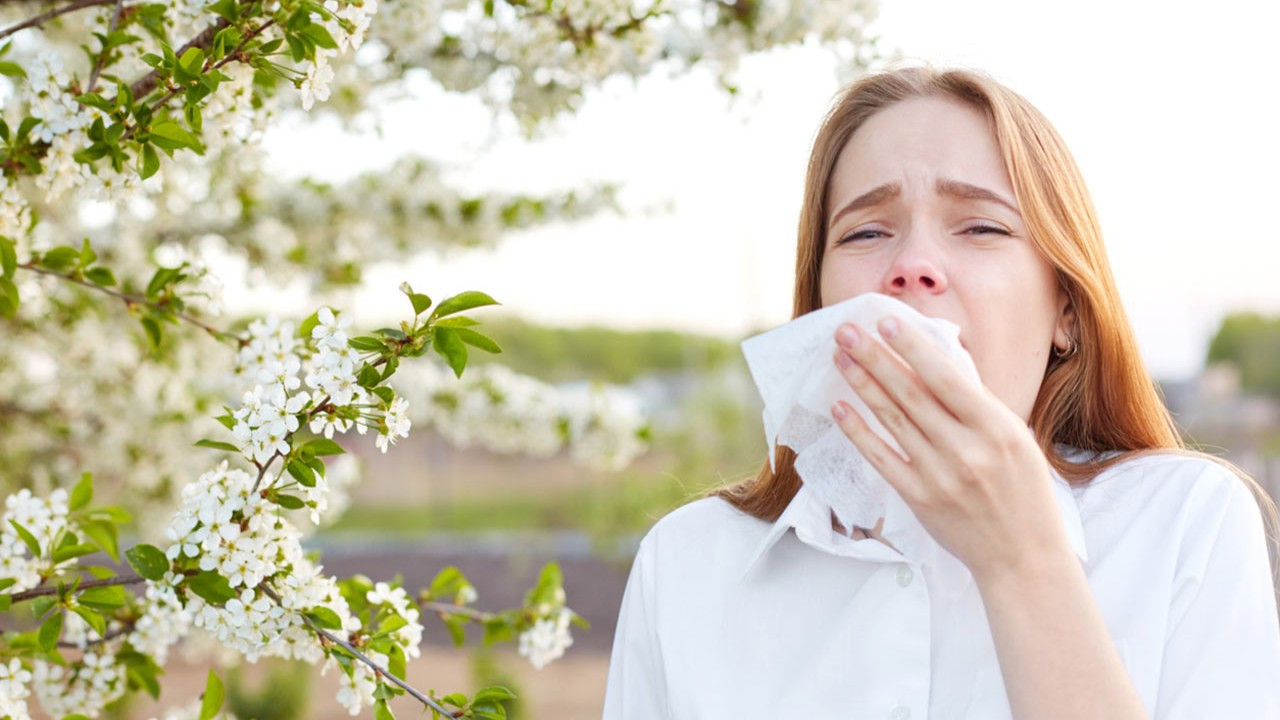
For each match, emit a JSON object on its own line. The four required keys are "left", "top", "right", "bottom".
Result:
{"left": 517, "top": 606, "right": 575, "bottom": 670}
{"left": 32, "top": 652, "right": 124, "bottom": 718}
{"left": 0, "top": 659, "right": 34, "bottom": 720}
{"left": 300, "top": 0, "right": 379, "bottom": 110}
{"left": 0, "top": 177, "right": 31, "bottom": 241}
{"left": 130, "top": 583, "right": 194, "bottom": 664}
{"left": 0, "top": 488, "right": 71, "bottom": 594}
{"left": 329, "top": 649, "right": 385, "bottom": 716}
{"left": 401, "top": 362, "right": 647, "bottom": 470}
{"left": 365, "top": 581, "right": 425, "bottom": 658}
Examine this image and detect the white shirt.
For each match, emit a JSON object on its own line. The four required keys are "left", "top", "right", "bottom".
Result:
{"left": 601, "top": 450, "right": 1280, "bottom": 718}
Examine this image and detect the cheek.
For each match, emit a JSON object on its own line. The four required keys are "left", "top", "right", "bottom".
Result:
{"left": 819, "top": 256, "right": 880, "bottom": 307}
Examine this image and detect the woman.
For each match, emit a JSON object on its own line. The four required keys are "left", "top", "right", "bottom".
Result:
{"left": 601, "top": 65, "right": 1280, "bottom": 719}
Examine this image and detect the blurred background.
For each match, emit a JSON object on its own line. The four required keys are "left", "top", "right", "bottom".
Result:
{"left": 4, "top": 0, "right": 1279, "bottom": 716}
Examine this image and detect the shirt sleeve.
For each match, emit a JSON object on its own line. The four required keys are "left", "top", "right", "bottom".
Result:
{"left": 1155, "top": 464, "right": 1280, "bottom": 719}
{"left": 601, "top": 534, "right": 671, "bottom": 719}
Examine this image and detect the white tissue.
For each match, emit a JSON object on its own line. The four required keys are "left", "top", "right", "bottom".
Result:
{"left": 740, "top": 293, "right": 981, "bottom": 584}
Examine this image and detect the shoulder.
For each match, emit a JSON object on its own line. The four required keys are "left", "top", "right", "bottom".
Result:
{"left": 1078, "top": 450, "right": 1252, "bottom": 511}
{"left": 1080, "top": 450, "right": 1268, "bottom": 554}
{"left": 631, "top": 495, "right": 772, "bottom": 573}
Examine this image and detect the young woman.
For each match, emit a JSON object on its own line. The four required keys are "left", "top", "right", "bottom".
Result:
{"left": 601, "top": 65, "right": 1280, "bottom": 719}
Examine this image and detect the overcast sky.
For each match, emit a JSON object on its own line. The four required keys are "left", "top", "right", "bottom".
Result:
{"left": 260, "top": 0, "right": 1280, "bottom": 382}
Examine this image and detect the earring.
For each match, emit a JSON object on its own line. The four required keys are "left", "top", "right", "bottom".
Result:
{"left": 1053, "top": 334, "right": 1078, "bottom": 360}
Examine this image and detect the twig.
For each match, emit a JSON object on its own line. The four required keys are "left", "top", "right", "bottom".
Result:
{"left": 260, "top": 586, "right": 461, "bottom": 719}
{"left": 57, "top": 624, "right": 134, "bottom": 648}
{"left": 0, "top": 0, "right": 118, "bottom": 41}
{"left": 10, "top": 573, "right": 144, "bottom": 603}
{"left": 17, "top": 261, "right": 240, "bottom": 344}
{"left": 86, "top": 0, "right": 127, "bottom": 93}
{"left": 419, "top": 601, "right": 493, "bottom": 623}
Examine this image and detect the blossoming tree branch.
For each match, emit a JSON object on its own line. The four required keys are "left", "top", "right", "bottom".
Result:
{"left": 0, "top": 0, "right": 882, "bottom": 716}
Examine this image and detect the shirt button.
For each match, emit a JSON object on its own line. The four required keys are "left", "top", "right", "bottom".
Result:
{"left": 889, "top": 706, "right": 911, "bottom": 720}
{"left": 896, "top": 565, "right": 914, "bottom": 587}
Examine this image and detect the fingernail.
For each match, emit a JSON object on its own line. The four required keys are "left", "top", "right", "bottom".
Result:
{"left": 835, "top": 350, "right": 852, "bottom": 369}
{"left": 879, "top": 316, "right": 900, "bottom": 339}
{"left": 831, "top": 402, "right": 848, "bottom": 420}
{"left": 837, "top": 325, "right": 860, "bottom": 348}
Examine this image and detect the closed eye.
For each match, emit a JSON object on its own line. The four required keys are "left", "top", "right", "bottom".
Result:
{"left": 835, "top": 224, "right": 1010, "bottom": 245}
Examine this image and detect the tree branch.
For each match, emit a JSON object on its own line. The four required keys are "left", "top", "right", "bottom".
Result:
{"left": 86, "top": 0, "right": 127, "bottom": 93}
{"left": 260, "top": 586, "right": 462, "bottom": 719}
{"left": 17, "top": 261, "right": 241, "bottom": 344}
{"left": 0, "top": 0, "right": 119, "bottom": 42}
{"left": 10, "top": 573, "right": 144, "bottom": 603}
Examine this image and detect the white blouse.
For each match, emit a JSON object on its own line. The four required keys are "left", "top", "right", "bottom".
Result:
{"left": 601, "top": 451, "right": 1280, "bottom": 718}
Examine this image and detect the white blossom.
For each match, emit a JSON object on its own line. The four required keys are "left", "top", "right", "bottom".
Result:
{"left": 517, "top": 607, "right": 575, "bottom": 669}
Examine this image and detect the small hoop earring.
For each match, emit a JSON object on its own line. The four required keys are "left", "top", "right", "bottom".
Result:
{"left": 1053, "top": 334, "right": 1078, "bottom": 360}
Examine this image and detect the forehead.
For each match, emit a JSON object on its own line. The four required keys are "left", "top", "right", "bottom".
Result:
{"left": 827, "top": 95, "right": 1015, "bottom": 207}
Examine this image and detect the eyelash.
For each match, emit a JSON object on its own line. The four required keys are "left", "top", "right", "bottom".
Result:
{"left": 837, "top": 224, "right": 1010, "bottom": 244}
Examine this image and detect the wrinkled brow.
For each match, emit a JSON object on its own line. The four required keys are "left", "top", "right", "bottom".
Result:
{"left": 828, "top": 179, "right": 1020, "bottom": 229}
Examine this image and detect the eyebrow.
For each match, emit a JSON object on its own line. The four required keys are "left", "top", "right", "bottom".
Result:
{"left": 827, "top": 178, "right": 1021, "bottom": 229}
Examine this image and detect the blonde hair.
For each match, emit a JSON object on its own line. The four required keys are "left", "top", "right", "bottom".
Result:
{"left": 710, "top": 64, "right": 1279, "bottom": 582}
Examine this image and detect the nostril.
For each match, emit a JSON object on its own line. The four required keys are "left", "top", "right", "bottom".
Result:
{"left": 921, "top": 277, "right": 935, "bottom": 288}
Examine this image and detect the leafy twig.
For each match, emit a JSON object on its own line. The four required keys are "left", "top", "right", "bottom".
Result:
{"left": 260, "top": 586, "right": 461, "bottom": 719}
{"left": 17, "top": 261, "right": 240, "bottom": 343}
{"left": 9, "top": 573, "right": 144, "bottom": 603}
{"left": 86, "top": 0, "right": 127, "bottom": 93}
{"left": 0, "top": 0, "right": 121, "bottom": 42}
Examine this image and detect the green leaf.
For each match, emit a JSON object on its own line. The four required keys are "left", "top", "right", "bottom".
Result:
{"left": 299, "top": 438, "right": 345, "bottom": 457}
{"left": 52, "top": 543, "right": 98, "bottom": 564}
{"left": 195, "top": 438, "right": 239, "bottom": 452}
{"left": 78, "top": 584, "right": 127, "bottom": 611}
{"left": 387, "top": 643, "right": 407, "bottom": 680}
{"left": 432, "top": 327, "right": 468, "bottom": 378}
{"left": 141, "top": 316, "right": 162, "bottom": 350}
{"left": 86, "top": 266, "right": 116, "bottom": 286}
{"left": 454, "top": 328, "right": 501, "bottom": 354}
{"left": 298, "top": 310, "right": 321, "bottom": 339}
{"left": 400, "top": 283, "right": 431, "bottom": 316}
{"left": 286, "top": 460, "right": 316, "bottom": 488}
{"left": 38, "top": 611, "right": 62, "bottom": 651}
{"left": 0, "top": 577, "right": 14, "bottom": 592}
{"left": 70, "top": 472, "right": 93, "bottom": 511}
{"left": 41, "top": 246, "right": 81, "bottom": 272}
{"left": 9, "top": 519, "right": 40, "bottom": 557}
{"left": 348, "top": 336, "right": 386, "bottom": 353}
{"left": 188, "top": 571, "right": 235, "bottom": 604}
{"left": 209, "top": 0, "right": 239, "bottom": 21}
{"left": 139, "top": 142, "right": 160, "bottom": 180}
{"left": 441, "top": 692, "right": 468, "bottom": 707}
{"left": 0, "top": 236, "right": 16, "bottom": 278}
{"left": 79, "top": 520, "right": 120, "bottom": 563}
{"left": 200, "top": 669, "right": 224, "bottom": 720}
{"left": 304, "top": 606, "right": 342, "bottom": 630}
{"left": 374, "top": 698, "right": 395, "bottom": 720}
{"left": 472, "top": 686, "right": 517, "bottom": 703}
{"left": 179, "top": 47, "right": 205, "bottom": 75}
{"left": 145, "top": 265, "right": 182, "bottom": 299}
{"left": 0, "top": 276, "right": 18, "bottom": 318}
{"left": 432, "top": 316, "right": 479, "bottom": 329}
{"left": 149, "top": 121, "right": 201, "bottom": 152}
{"left": 71, "top": 605, "right": 107, "bottom": 637}
{"left": 79, "top": 238, "right": 96, "bottom": 267}
{"left": 0, "top": 60, "right": 26, "bottom": 78}
{"left": 431, "top": 291, "right": 499, "bottom": 320}
{"left": 126, "top": 544, "right": 169, "bottom": 581}
{"left": 299, "top": 23, "right": 339, "bottom": 50}
{"left": 272, "top": 493, "right": 304, "bottom": 510}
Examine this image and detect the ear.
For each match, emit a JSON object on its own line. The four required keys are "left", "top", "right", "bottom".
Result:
{"left": 1052, "top": 285, "right": 1076, "bottom": 352}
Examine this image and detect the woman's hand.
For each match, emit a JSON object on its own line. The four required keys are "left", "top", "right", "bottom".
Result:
{"left": 829, "top": 315, "right": 1071, "bottom": 583}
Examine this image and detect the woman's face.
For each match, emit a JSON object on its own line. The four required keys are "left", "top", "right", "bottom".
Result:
{"left": 819, "top": 94, "right": 1071, "bottom": 423}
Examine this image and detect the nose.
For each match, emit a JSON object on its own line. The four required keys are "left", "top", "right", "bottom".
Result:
{"left": 884, "top": 234, "right": 948, "bottom": 296}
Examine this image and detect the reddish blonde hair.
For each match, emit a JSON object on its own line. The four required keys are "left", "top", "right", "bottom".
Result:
{"left": 710, "top": 64, "right": 1278, "bottom": 577}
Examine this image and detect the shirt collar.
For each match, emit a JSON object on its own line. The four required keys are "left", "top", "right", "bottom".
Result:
{"left": 736, "top": 453, "right": 1090, "bottom": 583}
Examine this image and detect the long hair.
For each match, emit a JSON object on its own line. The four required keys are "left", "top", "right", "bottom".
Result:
{"left": 710, "top": 64, "right": 1279, "bottom": 578}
